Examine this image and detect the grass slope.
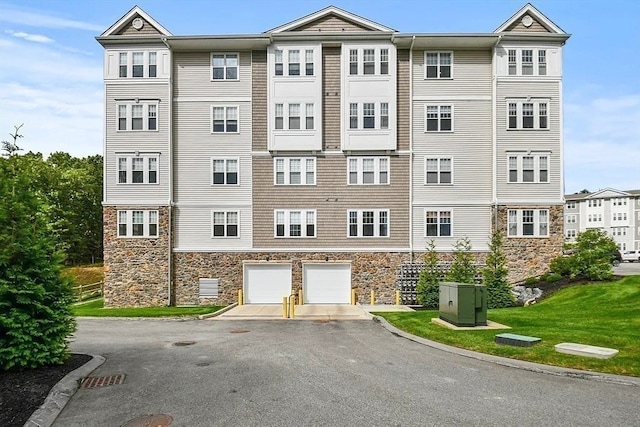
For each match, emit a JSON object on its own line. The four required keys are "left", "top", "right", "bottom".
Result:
{"left": 74, "top": 299, "right": 224, "bottom": 317}
{"left": 63, "top": 264, "right": 104, "bottom": 286}
{"left": 376, "top": 276, "right": 640, "bottom": 377}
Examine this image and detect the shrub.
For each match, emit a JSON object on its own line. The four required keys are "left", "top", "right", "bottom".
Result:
{"left": 549, "top": 229, "right": 617, "bottom": 281}
{"left": 482, "top": 231, "right": 514, "bottom": 309}
{"left": 542, "top": 272, "right": 562, "bottom": 283}
{"left": 445, "top": 237, "right": 477, "bottom": 284}
{"left": 416, "top": 240, "right": 442, "bottom": 309}
{"left": 524, "top": 277, "right": 539, "bottom": 286}
{"left": 0, "top": 145, "right": 76, "bottom": 370}
{"left": 549, "top": 256, "right": 575, "bottom": 277}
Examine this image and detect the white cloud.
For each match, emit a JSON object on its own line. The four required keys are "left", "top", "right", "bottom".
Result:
{"left": 0, "top": 6, "right": 104, "bottom": 32}
{"left": 5, "top": 29, "right": 54, "bottom": 43}
{"left": 564, "top": 94, "right": 640, "bottom": 193}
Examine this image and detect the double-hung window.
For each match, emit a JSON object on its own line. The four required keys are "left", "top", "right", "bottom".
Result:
{"left": 117, "top": 51, "right": 158, "bottom": 78}
{"left": 212, "top": 211, "right": 239, "bottom": 237}
{"left": 425, "top": 158, "right": 452, "bottom": 184}
{"left": 148, "top": 52, "right": 157, "bottom": 78}
{"left": 274, "top": 157, "right": 316, "bottom": 185}
{"left": 507, "top": 154, "right": 549, "bottom": 183}
{"left": 117, "top": 210, "right": 158, "bottom": 238}
{"left": 425, "top": 105, "right": 452, "bottom": 132}
{"left": 566, "top": 215, "right": 576, "bottom": 224}
{"left": 288, "top": 50, "right": 300, "bottom": 76}
{"left": 212, "top": 158, "right": 239, "bottom": 185}
{"left": 211, "top": 53, "right": 238, "bottom": 80}
{"left": 348, "top": 102, "right": 389, "bottom": 130}
{"left": 508, "top": 209, "right": 548, "bottom": 237}
{"left": 275, "top": 210, "right": 316, "bottom": 238}
{"left": 274, "top": 103, "right": 315, "bottom": 130}
{"left": 273, "top": 48, "right": 315, "bottom": 77}
{"left": 425, "top": 210, "right": 452, "bottom": 237}
{"left": 506, "top": 48, "right": 548, "bottom": 76}
{"left": 305, "top": 49, "right": 314, "bottom": 76}
{"left": 116, "top": 103, "right": 159, "bottom": 132}
{"left": 119, "top": 53, "right": 128, "bottom": 77}
{"left": 132, "top": 52, "right": 144, "bottom": 77}
{"left": 425, "top": 52, "right": 452, "bottom": 79}
{"left": 347, "top": 157, "right": 389, "bottom": 185}
{"left": 348, "top": 47, "right": 393, "bottom": 76}
{"left": 521, "top": 50, "right": 533, "bottom": 75}
{"left": 117, "top": 155, "right": 159, "bottom": 184}
{"left": 507, "top": 100, "right": 549, "bottom": 130}
{"left": 211, "top": 106, "right": 238, "bottom": 133}
{"left": 363, "top": 49, "right": 375, "bottom": 75}
{"left": 348, "top": 210, "right": 389, "bottom": 237}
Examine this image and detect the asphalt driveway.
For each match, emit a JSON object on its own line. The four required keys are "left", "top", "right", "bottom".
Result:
{"left": 54, "top": 318, "right": 639, "bottom": 426}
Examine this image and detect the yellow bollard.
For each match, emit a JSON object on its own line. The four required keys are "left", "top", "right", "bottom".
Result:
{"left": 238, "top": 289, "right": 244, "bottom": 306}
{"left": 370, "top": 289, "right": 375, "bottom": 306}
{"left": 351, "top": 289, "right": 357, "bottom": 305}
{"left": 289, "top": 295, "right": 296, "bottom": 319}
{"left": 282, "top": 297, "right": 288, "bottom": 318}
{"left": 395, "top": 290, "right": 401, "bottom": 306}
{"left": 298, "top": 288, "right": 304, "bottom": 305}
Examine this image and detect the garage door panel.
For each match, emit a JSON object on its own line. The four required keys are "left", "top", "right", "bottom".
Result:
{"left": 244, "top": 264, "right": 292, "bottom": 304}
{"left": 303, "top": 264, "right": 351, "bottom": 304}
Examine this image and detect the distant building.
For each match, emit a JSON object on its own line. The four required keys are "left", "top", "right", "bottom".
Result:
{"left": 564, "top": 188, "right": 640, "bottom": 251}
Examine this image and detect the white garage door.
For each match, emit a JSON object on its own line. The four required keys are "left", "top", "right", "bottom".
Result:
{"left": 243, "top": 263, "right": 292, "bottom": 304}
{"left": 303, "top": 263, "right": 351, "bottom": 304}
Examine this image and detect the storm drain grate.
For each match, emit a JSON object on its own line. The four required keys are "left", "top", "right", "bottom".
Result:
{"left": 81, "top": 374, "right": 126, "bottom": 388}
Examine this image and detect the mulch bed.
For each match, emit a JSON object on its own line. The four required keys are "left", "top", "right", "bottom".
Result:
{"left": 0, "top": 353, "right": 92, "bottom": 426}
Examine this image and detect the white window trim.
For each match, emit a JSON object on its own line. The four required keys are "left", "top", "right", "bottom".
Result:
{"left": 116, "top": 102, "right": 159, "bottom": 132}
{"left": 274, "top": 209, "right": 317, "bottom": 238}
{"left": 211, "top": 210, "right": 240, "bottom": 238}
{"left": 347, "top": 157, "right": 390, "bottom": 185}
{"left": 565, "top": 214, "right": 577, "bottom": 224}
{"left": 347, "top": 209, "right": 390, "bottom": 238}
{"left": 210, "top": 105, "right": 239, "bottom": 134}
{"left": 273, "top": 157, "right": 316, "bottom": 186}
{"left": 424, "top": 104, "right": 454, "bottom": 133}
{"left": 566, "top": 201, "right": 576, "bottom": 209}
{"left": 507, "top": 209, "right": 549, "bottom": 238}
{"left": 117, "top": 51, "right": 158, "bottom": 79}
{"left": 424, "top": 157, "right": 454, "bottom": 185}
{"left": 273, "top": 103, "right": 315, "bottom": 131}
{"left": 566, "top": 229, "right": 576, "bottom": 239}
{"left": 210, "top": 53, "right": 239, "bottom": 81}
{"left": 506, "top": 99, "right": 550, "bottom": 130}
{"left": 506, "top": 153, "right": 550, "bottom": 184}
{"left": 117, "top": 210, "right": 159, "bottom": 238}
{"left": 116, "top": 155, "right": 159, "bottom": 185}
{"left": 347, "top": 47, "right": 392, "bottom": 76}
{"left": 273, "top": 47, "right": 317, "bottom": 77}
{"left": 424, "top": 209, "right": 453, "bottom": 237}
{"left": 424, "top": 51, "right": 453, "bottom": 79}
{"left": 506, "top": 48, "right": 548, "bottom": 77}
{"left": 211, "top": 158, "right": 240, "bottom": 186}
{"left": 346, "top": 102, "right": 391, "bottom": 131}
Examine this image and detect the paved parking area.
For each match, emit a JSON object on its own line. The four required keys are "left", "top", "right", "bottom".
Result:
{"left": 614, "top": 262, "right": 640, "bottom": 276}
{"left": 54, "top": 318, "right": 640, "bottom": 427}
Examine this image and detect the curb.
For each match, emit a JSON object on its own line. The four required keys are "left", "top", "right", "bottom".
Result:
{"left": 25, "top": 353, "right": 106, "bottom": 427}
{"left": 372, "top": 315, "right": 640, "bottom": 387}
{"left": 199, "top": 303, "right": 238, "bottom": 319}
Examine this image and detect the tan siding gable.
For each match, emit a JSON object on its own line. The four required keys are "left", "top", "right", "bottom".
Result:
{"left": 505, "top": 15, "right": 551, "bottom": 33}
{"left": 291, "top": 14, "right": 374, "bottom": 32}
{"left": 116, "top": 16, "right": 163, "bottom": 36}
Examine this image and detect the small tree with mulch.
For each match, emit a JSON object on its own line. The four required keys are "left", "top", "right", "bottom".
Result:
{"left": 482, "top": 231, "right": 514, "bottom": 308}
{"left": 416, "top": 239, "right": 442, "bottom": 309}
{"left": 445, "top": 237, "right": 477, "bottom": 284}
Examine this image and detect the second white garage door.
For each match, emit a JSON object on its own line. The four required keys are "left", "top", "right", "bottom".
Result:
{"left": 243, "top": 263, "right": 292, "bottom": 304}
{"left": 303, "top": 263, "right": 351, "bottom": 304}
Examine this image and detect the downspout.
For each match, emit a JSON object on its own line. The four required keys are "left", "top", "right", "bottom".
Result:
{"left": 492, "top": 35, "right": 503, "bottom": 231}
{"left": 162, "top": 36, "right": 173, "bottom": 306}
{"left": 409, "top": 35, "right": 415, "bottom": 262}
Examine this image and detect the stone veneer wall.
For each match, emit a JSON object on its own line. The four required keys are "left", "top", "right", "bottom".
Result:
{"left": 173, "top": 252, "right": 411, "bottom": 306}
{"left": 496, "top": 205, "right": 564, "bottom": 283}
{"left": 103, "top": 206, "right": 170, "bottom": 307}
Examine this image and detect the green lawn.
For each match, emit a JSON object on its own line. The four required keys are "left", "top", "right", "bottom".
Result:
{"left": 73, "top": 298, "right": 224, "bottom": 318}
{"left": 375, "top": 275, "right": 640, "bottom": 377}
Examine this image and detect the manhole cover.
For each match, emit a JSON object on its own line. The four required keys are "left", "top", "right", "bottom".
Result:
{"left": 122, "top": 414, "right": 173, "bottom": 427}
{"left": 230, "top": 330, "right": 250, "bottom": 334}
{"left": 81, "top": 374, "right": 126, "bottom": 388}
{"left": 173, "top": 341, "right": 196, "bottom": 346}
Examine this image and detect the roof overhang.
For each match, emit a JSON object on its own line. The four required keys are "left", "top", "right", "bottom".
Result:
{"left": 267, "top": 6, "right": 396, "bottom": 33}
{"left": 165, "top": 35, "right": 271, "bottom": 51}
{"left": 393, "top": 34, "right": 500, "bottom": 49}
{"left": 499, "top": 33, "right": 571, "bottom": 44}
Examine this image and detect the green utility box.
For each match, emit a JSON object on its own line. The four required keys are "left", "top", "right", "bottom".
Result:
{"left": 439, "top": 282, "right": 487, "bottom": 327}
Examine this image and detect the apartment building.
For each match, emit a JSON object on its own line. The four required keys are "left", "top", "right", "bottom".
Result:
{"left": 97, "top": 3, "right": 569, "bottom": 307}
{"left": 565, "top": 189, "right": 640, "bottom": 251}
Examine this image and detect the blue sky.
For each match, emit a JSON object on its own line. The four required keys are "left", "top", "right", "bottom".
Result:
{"left": 0, "top": 0, "right": 638, "bottom": 194}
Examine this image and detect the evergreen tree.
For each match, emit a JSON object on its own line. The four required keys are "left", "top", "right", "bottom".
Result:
{"left": 416, "top": 240, "right": 442, "bottom": 308}
{"left": 0, "top": 128, "right": 76, "bottom": 370}
{"left": 482, "top": 231, "right": 514, "bottom": 308}
{"left": 445, "top": 237, "right": 477, "bottom": 283}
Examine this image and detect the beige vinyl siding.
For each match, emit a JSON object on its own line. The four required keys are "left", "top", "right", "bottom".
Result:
{"left": 292, "top": 15, "right": 372, "bottom": 32}
{"left": 412, "top": 205, "right": 491, "bottom": 251}
{"left": 173, "top": 51, "right": 252, "bottom": 98}
{"left": 252, "top": 50, "right": 267, "bottom": 151}
{"left": 413, "top": 50, "right": 492, "bottom": 98}
{"left": 252, "top": 155, "right": 410, "bottom": 248}
{"left": 173, "top": 101, "right": 252, "bottom": 203}
{"left": 412, "top": 100, "right": 493, "bottom": 202}
{"left": 505, "top": 18, "right": 550, "bottom": 33}
{"left": 322, "top": 47, "right": 341, "bottom": 151}
{"left": 116, "top": 18, "right": 163, "bottom": 36}
{"left": 173, "top": 206, "right": 252, "bottom": 250}
{"left": 496, "top": 80, "right": 562, "bottom": 201}
{"left": 105, "top": 83, "right": 169, "bottom": 204}
{"left": 397, "top": 49, "right": 410, "bottom": 151}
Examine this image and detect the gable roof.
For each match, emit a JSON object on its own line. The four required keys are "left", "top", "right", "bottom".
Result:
{"left": 565, "top": 188, "right": 640, "bottom": 200}
{"left": 100, "top": 5, "right": 172, "bottom": 37}
{"left": 494, "top": 3, "right": 565, "bottom": 34}
{"left": 266, "top": 5, "right": 396, "bottom": 33}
